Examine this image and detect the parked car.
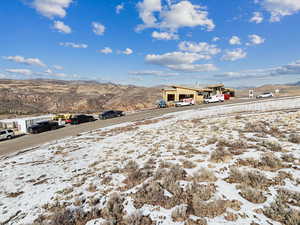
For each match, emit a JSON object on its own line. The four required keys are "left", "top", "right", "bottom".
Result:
{"left": 100, "top": 110, "right": 125, "bottom": 120}
{"left": 0, "top": 129, "right": 15, "bottom": 140}
{"left": 157, "top": 99, "right": 167, "bottom": 108}
{"left": 70, "top": 114, "right": 96, "bottom": 125}
{"left": 174, "top": 101, "right": 193, "bottom": 107}
{"left": 204, "top": 95, "right": 225, "bottom": 104}
{"left": 256, "top": 92, "right": 273, "bottom": 98}
{"left": 28, "top": 121, "right": 59, "bottom": 134}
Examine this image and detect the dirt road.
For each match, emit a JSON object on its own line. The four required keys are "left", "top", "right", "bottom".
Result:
{"left": 0, "top": 97, "right": 294, "bottom": 157}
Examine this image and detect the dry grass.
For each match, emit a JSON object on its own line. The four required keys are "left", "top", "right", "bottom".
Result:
{"left": 192, "top": 168, "right": 217, "bottom": 182}
{"left": 261, "top": 140, "right": 282, "bottom": 152}
{"left": 239, "top": 186, "right": 266, "bottom": 203}
{"left": 263, "top": 191, "right": 300, "bottom": 225}
{"left": 181, "top": 160, "right": 197, "bottom": 169}
{"left": 226, "top": 168, "right": 271, "bottom": 190}
{"left": 210, "top": 146, "right": 233, "bottom": 163}
{"left": 171, "top": 205, "right": 189, "bottom": 222}
{"left": 288, "top": 134, "right": 300, "bottom": 144}
{"left": 236, "top": 152, "right": 285, "bottom": 171}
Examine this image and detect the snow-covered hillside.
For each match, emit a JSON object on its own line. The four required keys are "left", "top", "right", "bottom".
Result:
{"left": 1, "top": 98, "right": 300, "bottom": 225}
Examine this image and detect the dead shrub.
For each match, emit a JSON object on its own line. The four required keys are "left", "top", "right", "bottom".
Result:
{"left": 184, "top": 218, "right": 207, "bottom": 225}
{"left": 102, "top": 192, "right": 124, "bottom": 222}
{"left": 226, "top": 168, "right": 271, "bottom": 190}
{"left": 193, "top": 168, "right": 217, "bottom": 182}
{"left": 123, "top": 167, "right": 152, "bottom": 189}
{"left": 210, "top": 146, "right": 232, "bottom": 163}
{"left": 261, "top": 140, "right": 282, "bottom": 152}
{"left": 182, "top": 160, "right": 196, "bottom": 169}
{"left": 192, "top": 199, "right": 227, "bottom": 218}
{"left": 239, "top": 186, "right": 266, "bottom": 204}
{"left": 171, "top": 205, "right": 189, "bottom": 222}
{"left": 158, "top": 161, "right": 174, "bottom": 168}
{"left": 288, "top": 134, "right": 300, "bottom": 144}
{"left": 206, "top": 137, "right": 218, "bottom": 145}
{"left": 34, "top": 207, "right": 101, "bottom": 225}
{"left": 236, "top": 153, "right": 285, "bottom": 171}
{"left": 133, "top": 181, "right": 170, "bottom": 209}
{"left": 224, "top": 212, "right": 238, "bottom": 221}
{"left": 281, "top": 153, "right": 295, "bottom": 163}
{"left": 123, "top": 210, "right": 154, "bottom": 225}
{"left": 263, "top": 194, "right": 300, "bottom": 225}
{"left": 123, "top": 160, "right": 139, "bottom": 172}
{"left": 188, "top": 182, "right": 216, "bottom": 202}
{"left": 277, "top": 189, "right": 300, "bottom": 207}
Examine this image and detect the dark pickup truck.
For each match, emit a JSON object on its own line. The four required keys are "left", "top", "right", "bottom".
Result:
{"left": 99, "top": 110, "right": 125, "bottom": 120}
{"left": 69, "top": 114, "right": 96, "bottom": 125}
{"left": 28, "top": 121, "right": 59, "bottom": 134}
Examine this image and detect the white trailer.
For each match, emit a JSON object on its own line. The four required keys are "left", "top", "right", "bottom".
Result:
{"left": 0, "top": 114, "right": 54, "bottom": 134}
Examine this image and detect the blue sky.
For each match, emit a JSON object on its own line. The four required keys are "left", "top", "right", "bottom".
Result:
{"left": 0, "top": 0, "right": 300, "bottom": 87}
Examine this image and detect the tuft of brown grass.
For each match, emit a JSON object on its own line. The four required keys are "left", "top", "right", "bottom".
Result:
{"left": 210, "top": 146, "right": 232, "bottom": 163}
{"left": 192, "top": 168, "right": 217, "bottom": 182}
{"left": 239, "top": 186, "right": 267, "bottom": 204}
{"left": 171, "top": 205, "right": 189, "bottom": 222}
{"left": 226, "top": 168, "right": 271, "bottom": 190}
{"left": 288, "top": 134, "right": 300, "bottom": 144}
{"left": 263, "top": 192, "right": 300, "bottom": 225}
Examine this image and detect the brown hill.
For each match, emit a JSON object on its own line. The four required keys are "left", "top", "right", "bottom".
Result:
{"left": 0, "top": 79, "right": 162, "bottom": 117}
{"left": 235, "top": 84, "right": 300, "bottom": 97}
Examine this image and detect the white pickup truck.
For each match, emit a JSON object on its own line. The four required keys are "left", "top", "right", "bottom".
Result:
{"left": 204, "top": 95, "right": 225, "bottom": 104}
{"left": 0, "top": 129, "right": 15, "bottom": 141}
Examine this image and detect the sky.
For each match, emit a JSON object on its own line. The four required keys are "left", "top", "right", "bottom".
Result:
{"left": 0, "top": 0, "right": 300, "bottom": 87}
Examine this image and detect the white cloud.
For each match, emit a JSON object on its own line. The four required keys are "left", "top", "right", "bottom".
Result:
{"left": 258, "top": 0, "right": 300, "bottom": 22}
{"left": 215, "top": 59, "right": 300, "bottom": 79}
{"left": 247, "top": 34, "right": 265, "bottom": 45}
{"left": 30, "top": 0, "right": 73, "bottom": 19}
{"left": 6, "top": 69, "right": 33, "bottom": 75}
{"left": 145, "top": 51, "right": 217, "bottom": 72}
{"left": 99, "top": 47, "right": 113, "bottom": 54}
{"left": 137, "top": 0, "right": 215, "bottom": 32}
{"left": 222, "top": 48, "right": 247, "bottom": 61}
{"left": 160, "top": 1, "right": 215, "bottom": 31}
{"left": 137, "top": 0, "right": 162, "bottom": 29}
{"left": 250, "top": 12, "right": 264, "bottom": 23}
{"left": 146, "top": 52, "right": 205, "bottom": 65}
{"left": 212, "top": 37, "right": 220, "bottom": 42}
{"left": 122, "top": 48, "right": 133, "bottom": 55}
{"left": 116, "top": 3, "right": 124, "bottom": 14}
{"left": 167, "top": 63, "right": 217, "bottom": 72}
{"left": 0, "top": 73, "right": 7, "bottom": 78}
{"left": 92, "top": 22, "right": 105, "bottom": 35}
{"left": 3, "top": 55, "right": 46, "bottom": 67}
{"left": 59, "top": 42, "right": 88, "bottom": 48}
{"left": 229, "top": 36, "right": 241, "bottom": 45}
{"left": 152, "top": 31, "right": 178, "bottom": 40}
{"left": 178, "top": 41, "right": 221, "bottom": 56}
{"left": 129, "top": 70, "right": 179, "bottom": 76}
{"left": 53, "top": 65, "right": 63, "bottom": 70}
{"left": 53, "top": 20, "right": 71, "bottom": 33}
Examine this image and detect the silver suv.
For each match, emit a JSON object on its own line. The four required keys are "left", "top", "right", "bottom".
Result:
{"left": 0, "top": 129, "right": 15, "bottom": 141}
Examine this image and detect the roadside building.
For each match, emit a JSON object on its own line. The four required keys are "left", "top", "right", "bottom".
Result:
{"left": 161, "top": 84, "right": 235, "bottom": 105}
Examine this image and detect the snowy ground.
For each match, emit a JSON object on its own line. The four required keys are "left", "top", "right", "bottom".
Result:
{"left": 0, "top": 98, "right": 300, "bottom": 225}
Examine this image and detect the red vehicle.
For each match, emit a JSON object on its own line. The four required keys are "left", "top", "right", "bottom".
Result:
{"left": 224, "top": 93, "right": 230, "bottom": 100}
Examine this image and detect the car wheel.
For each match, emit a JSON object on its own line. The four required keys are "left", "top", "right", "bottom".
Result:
{"left": 7, "top": 135, "right": 12, "bottom": 139}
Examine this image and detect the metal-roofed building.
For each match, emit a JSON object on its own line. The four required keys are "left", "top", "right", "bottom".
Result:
{"left": 161, "top": 84, "right": 235, "bottom": 105}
